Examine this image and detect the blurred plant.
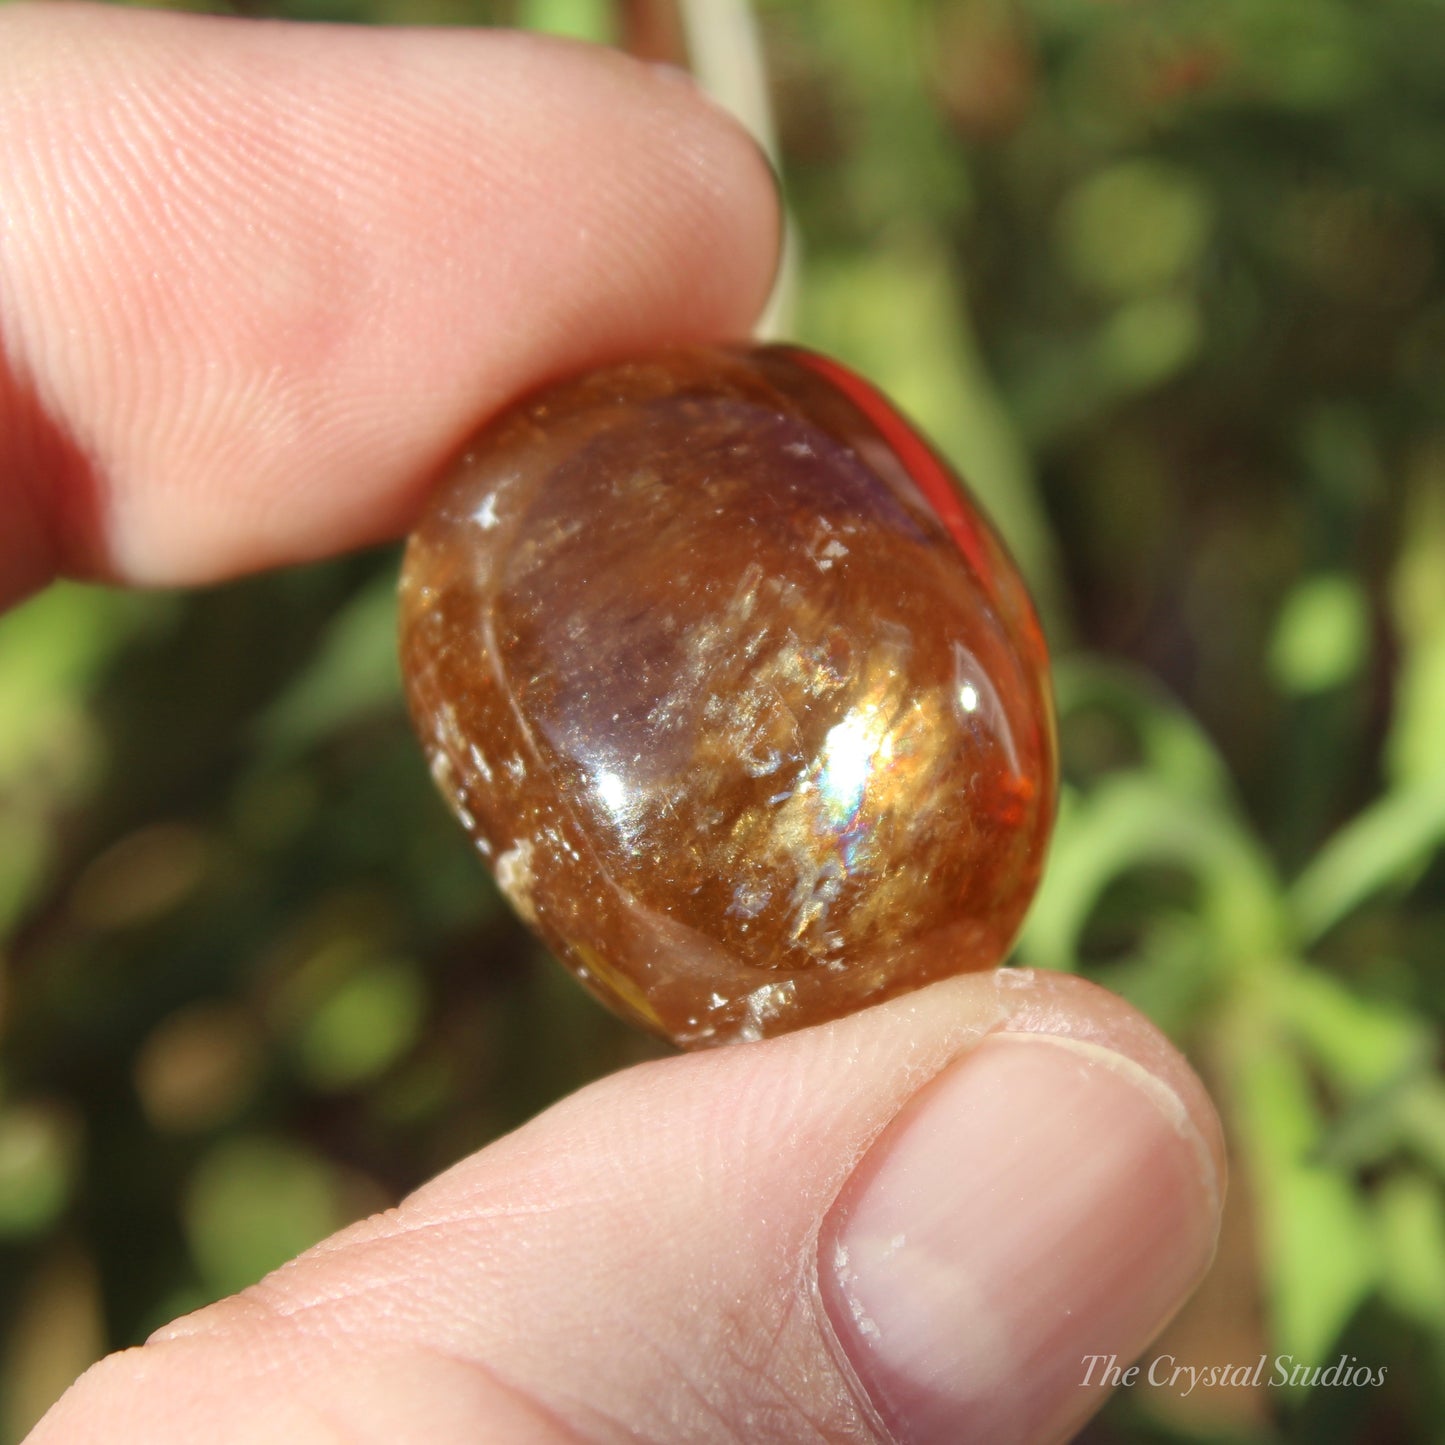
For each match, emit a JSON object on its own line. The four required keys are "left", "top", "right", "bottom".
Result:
{"left": 2, "top": 1, "right": 1444, "bottom": 1442}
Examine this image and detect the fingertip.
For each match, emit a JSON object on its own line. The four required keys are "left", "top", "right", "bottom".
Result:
{"left": 22, "top": 969, "right": 1225, "bottom": 1445}
{"left": 0, "top": 9, "right": 783, "bottom": 593}
{"left": 814, "top": 973, "right": 1225, "bottom": 1445}
{"left": 27, "top": 1334, "right": 581, "bottom": 1445}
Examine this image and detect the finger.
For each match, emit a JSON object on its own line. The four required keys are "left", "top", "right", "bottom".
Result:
{"left": 0, "top": 3, "right": 779, "bottom": 606}
{"left": 30, "top": 971, "right": 1224, "bottom": 1445}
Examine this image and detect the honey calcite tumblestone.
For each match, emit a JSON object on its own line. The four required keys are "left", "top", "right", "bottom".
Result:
{"left": 399, "top": 345, "right": 1056, "bottom": 1046}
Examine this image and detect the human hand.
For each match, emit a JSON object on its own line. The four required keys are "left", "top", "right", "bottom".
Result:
{"left": 1, "top": 7, "right": 1224, "bottom": 1442}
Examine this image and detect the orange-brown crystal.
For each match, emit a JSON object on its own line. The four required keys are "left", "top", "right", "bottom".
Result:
{"left": 399, "top": 345, "right": 1056, "bottom": 1046}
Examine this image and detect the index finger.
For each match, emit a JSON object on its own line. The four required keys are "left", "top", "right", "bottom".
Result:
{"left": 0, "top": 3, "right": 780, "bottom": 606}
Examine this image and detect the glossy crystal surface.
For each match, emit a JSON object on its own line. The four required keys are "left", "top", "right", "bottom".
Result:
{"left": 399, "top": 346, "right": 1056, "bottom": 1046}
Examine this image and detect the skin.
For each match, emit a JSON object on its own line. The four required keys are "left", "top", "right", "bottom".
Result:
{"left": 1, "top": 8, "right": 1227, "bottom": 1442}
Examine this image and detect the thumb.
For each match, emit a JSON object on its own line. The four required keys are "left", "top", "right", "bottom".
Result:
{"left": 29, "top": 970, "right": 1223, "bottom": 1445}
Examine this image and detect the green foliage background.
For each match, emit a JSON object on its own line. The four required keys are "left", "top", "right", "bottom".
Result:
{"left": 3, "top": 1, "right": 1445, "bottom": 1440}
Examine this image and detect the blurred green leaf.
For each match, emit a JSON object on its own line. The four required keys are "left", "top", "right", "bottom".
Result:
{"left": 1082, "top": 915, "right": 1215, "bottom": 1038}
{"left": 1021, "top": 773, "right": 1284, "bottom": 974}
{"left": 1267, "top": 1162, "right": 1377, "bottom": 1375}
{"left": 0, "top": 585, "right": 171, "bottom": 937}
{"left": 1387, "top": 442, "right": 1445, "bottom": 787}
{"left": 257, "top": 569, "right": 403, "bottom": 755}
{"left": 1227, "top": 1015, "right": 1378, "bottom": 1371}
{"left": 0, "top": 584, "right": 169, "bottom": 783}
{"left": 1053, "top": 658, "right": 1235, "bottom": 803}
{"left": 515, "top": 0, "right": 614, "bottom": 41}
{"left": 0, "top": 816, "right": 49, "bottom": 943}
{"left": 1235, "top": 0, "right": 1374, "bottom": 110}
{"left": 294, "top": 957, "right": 427, "bottom": 1091}
{"left": 1267, "top": 966, "right": 1437, "bottom": 1178}
{"left": 1057, "top": 160, "right": 1213, "bottom": 298}
{"left": 1378, "top": 1171, "right": 1445, "bottom": 1333}
{"left": 1274, "top": 965, "right": 1432, "bottom": 1102}
{"left": 1390, "top": 629, "right": 1445, "bottom": 789}
{"left": 0, "top": 1103, "right": 78, "bottom": 1239}
{"left": 1092, "top": 295, "right": 1203, "bottom": 393}
{"left": 1268, "top": 573, "right": 1370, "bottom": 697}
{"left": 1291, "top": 768, "right": 1445, "bottom": 943}
{"left": 183, "top": 1136, "right": 343, "bottom": 1298}
{"left": 1396, "top": 1081, "right": 1445, "bottom": 1183}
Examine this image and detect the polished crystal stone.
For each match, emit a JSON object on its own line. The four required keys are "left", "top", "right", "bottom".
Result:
{"left": 399, "top": 346, "right": 1056, "bottom": 1046}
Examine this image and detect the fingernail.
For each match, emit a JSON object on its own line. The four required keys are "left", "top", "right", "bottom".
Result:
{"left": 644, "top": 57, "right": 786, "bottom": 323}
{"left": 820, "top": 1031, "right": 1222, "bottom": 1445}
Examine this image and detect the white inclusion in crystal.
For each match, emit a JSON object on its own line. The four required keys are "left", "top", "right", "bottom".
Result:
{"left": 745, "top": 748, "right": 784, "bottom": 779}
{"left": 594, "top": 767, "right": 628, "bottom": 816}
{"left": 495, "top": 838, "right": 537, "bottom": 922}
{"left": 726, "top": 880, "right": 772, "bottom": 920}
{"left": 428, "top": 747, "right": 454, "bottom": 793}
{"left": 958, "top": 682, "right": 979, "bottom": 713}
{"left": 472, "top": 493, "right": 501, "bottom": 530}
{"left": 738, "top": 980, "right": 797, "bottom": 1042}
{"left": 468, "top": 741, "right": 494, "bottom": 784}
{"left": 429, "top": 748, "right": 474, "bottom": 830}
{"left": 807, "top": 520, "right": 851, "bottom": 572}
